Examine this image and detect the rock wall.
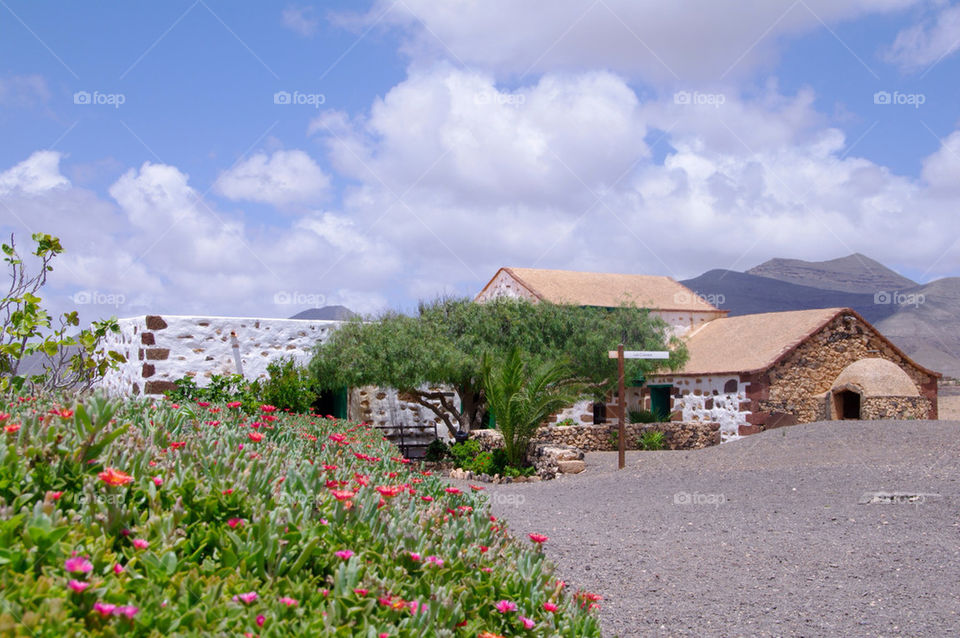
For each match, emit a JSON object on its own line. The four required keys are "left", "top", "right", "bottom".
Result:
{"left": 752, "top": 313, "right": 938, "bottom": 428}
{"left": 470, "top": 421, "right": 720, "bottom": 452}
{"left": 97, "top": 315, "right": 343, "bottom": 396}
{"left": 860, "top": 396, "right": 932, "bottom": 420}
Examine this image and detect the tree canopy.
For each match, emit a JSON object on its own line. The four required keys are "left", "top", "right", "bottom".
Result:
{"left": 309, "top": 296, "right": 687, "bottom": 436}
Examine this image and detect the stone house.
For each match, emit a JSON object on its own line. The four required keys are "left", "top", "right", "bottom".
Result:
{"left": 476, "top": 268, "right": 940, "bottom": 441}
{"left": 645, "top": 307, "right": 938, "bottom": 439}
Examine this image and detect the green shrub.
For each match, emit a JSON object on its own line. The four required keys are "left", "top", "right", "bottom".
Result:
{"left": 639, "top": 429, "right": 666, "bottom": 451}
{"left": 449, "top": 439, "right": 483, "bottom": 468}
{"left": 629, "top": 409, "right": 660, "bottom": 424}
{"left": 424, "top": 438, "right": 450, "bottom": 462}
{"left": 257, "top": 357, "right": 317, "bottom": 413}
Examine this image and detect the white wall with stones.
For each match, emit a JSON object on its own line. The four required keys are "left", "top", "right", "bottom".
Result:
{"left": 98, "top": 315, "right": 344, "bottom": 396}
{"left": 648, "top": 374, "right": 751, "bottom": 442}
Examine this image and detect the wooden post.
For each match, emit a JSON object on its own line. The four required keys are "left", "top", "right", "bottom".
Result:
{"left": 617, "top": 343, "right": 625, "bottom": 469}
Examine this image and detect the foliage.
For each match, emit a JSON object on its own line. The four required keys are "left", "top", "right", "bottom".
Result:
{"left": 423, "top": 438, "right": 450, "bottom": 463}
{"left": 556, "top": 417, "right": 577, "bottom": 427}
{"left": 482, "top": 348, "right": 583, "bottom": 467}
{"left": 254, "top": 357, "right": 318, "bottom": 413}
{"left": 629, "top": 409, "right": 660, "bottom": 424}
{"left": 0, "top": 394, "right": 602, "bottom": 636}
{"left": 638, "top": 430, "right": 666, "bottom": 451}
{"left": 310, "top": 297, "right": 687, "bottom": 437}
{"left": 166, "top": 359, "right": 317, "bottom": 414}
{"left": 0, "top": 233, "right": 125, "bottom": 393}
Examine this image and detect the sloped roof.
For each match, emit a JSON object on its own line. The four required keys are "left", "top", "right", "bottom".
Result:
{"left": 477, "top": 267, "right": 724, "bottom": 312}
{"left": 832, "top": 358, "right": 919, "bottom": 397}
{"left": 670, "top": 307, "right": 939, "bottom": 377}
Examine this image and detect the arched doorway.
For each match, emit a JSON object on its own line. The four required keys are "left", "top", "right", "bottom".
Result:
{"left": 833, "top": 389, "right": 861, "bottom": 419}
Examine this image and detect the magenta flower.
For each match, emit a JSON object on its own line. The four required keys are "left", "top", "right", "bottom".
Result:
{"left": 64, "top": 556, "right": 93, "bottom": 574}
{"left": 543, "top": 601, "right": 558, "bottom": 612}
{"left": 67, "top": 580, "right": 89, "bottom": 593}
{"left": 233, "top": 591, "right": 258, "bottom": 604}
{"left": 93, "top": 602, "right": 116, "bottom": 616}
{"left": 132, "top": 538, "right": 149, "bottom": 550}
{"left": 334, "top": 549, "right": 354, "bottom": 560}
{"left": 495, "top": 600, "right": 517, "bottom": 613}
{"left": 153, "top": 476, "right": 163, "bottom": 487}
{"left": 256, "top": 614, "right": 266, "bottom": 627}
{"left": 113, "top": 563, "right": 124, "bottom": 574}
{"left": 408, "top": 552, "right": 421, "bottom": 561}
{"left": 279, "top": 596, "right": 298, "bottom": 607}
{"left": 114, "top": 605, "right": 139, "bottom": 619}
{"left": 424, "top": 555, "right": 444, "bottom": 568}
{"left": 520, "top": 615, "right": 536, "bottom": 629}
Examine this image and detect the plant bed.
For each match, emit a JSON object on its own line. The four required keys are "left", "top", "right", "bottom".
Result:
{"left": 0, "top": 394, "right": 602, "bottom": 636}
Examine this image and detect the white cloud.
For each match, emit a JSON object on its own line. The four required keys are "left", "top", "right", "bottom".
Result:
{"left": 0, "top": 151, "right": 70, "bottom": 196}
{"left": 921, "top": 130, "right": 960, "bottom": 194}
{"left": 281, "top": 5, "right": 319, "bottom": 37}
{"left": 886, "top": 3, "right": 960, "bottom": 71}
{"left": 366, "top": 0, "right": 917, "bottom": 84}
{"left": 0, "top": 74, "right": 50, "bottom": 107}
{"left": 214, "top": 150, "right": 330, "bottom": 207}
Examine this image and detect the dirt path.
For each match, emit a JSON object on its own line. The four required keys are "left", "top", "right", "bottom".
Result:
{"left": 475, "top": 420, "right": 960, "bottom": 637}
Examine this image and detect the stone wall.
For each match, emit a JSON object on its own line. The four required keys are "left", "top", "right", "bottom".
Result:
{"left": 751, "top": 313, "right": 938, "bottom": 429}
{"left": 97, "top": 315, "right": 344, "bottom": 396}
{"left": 470, "top": 421, "right": 720, "bottom": 452}
{"left": 646, "top": 374, "right": 751, "bottom": 442}
{"left": 860, "top": 396, "right": 932, "bottom": 420}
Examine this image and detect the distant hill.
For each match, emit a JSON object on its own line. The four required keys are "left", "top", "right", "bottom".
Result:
{"left": 682, "top": 255, "right": 960, "bottom": 378}
{"left": 288, "top": 306, "right": 356, "bottom": 321}
{"left": 746, "top": 253, "right": 917, "bottom": 294}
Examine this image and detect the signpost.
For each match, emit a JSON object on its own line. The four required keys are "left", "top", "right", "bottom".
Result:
{"left": 608, "top": 346, "right": 670, "bottom": 469}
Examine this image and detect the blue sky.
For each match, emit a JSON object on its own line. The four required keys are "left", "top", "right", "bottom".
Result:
{"left": 1, "top": 0, "right": 960, "bottom": 321}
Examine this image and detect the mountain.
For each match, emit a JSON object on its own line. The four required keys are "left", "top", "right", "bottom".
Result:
{"left": 746, "top": 253, "right": 917, "bottom": 294}
{"left": 288, "top": 305, "right": 356, "bottom": 321}
{"left": 682, "top": 256, "right": 960, "bottom": 378}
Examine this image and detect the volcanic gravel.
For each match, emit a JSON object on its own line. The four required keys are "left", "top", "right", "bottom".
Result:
{"left": 473, "top": 420, "right": 960, "bottom": 637}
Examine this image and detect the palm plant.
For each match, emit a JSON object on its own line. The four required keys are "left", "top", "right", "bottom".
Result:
{"left": 481, "top": 348, "right": 584, "bottom": 467}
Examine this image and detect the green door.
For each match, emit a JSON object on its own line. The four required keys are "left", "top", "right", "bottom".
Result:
{"left": 649, "top": 385, "right": 673, "bottom": 421}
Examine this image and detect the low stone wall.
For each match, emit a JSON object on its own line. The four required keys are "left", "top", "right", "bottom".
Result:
{"left": 861, "top": 396, "right": 931, "bottom": 420}
{"left": 471, "top": 421, "right": 721, "bottom": 453}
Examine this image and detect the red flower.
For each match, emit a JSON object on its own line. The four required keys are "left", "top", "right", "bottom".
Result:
{"left": 260, "top": 405, "right": 276, "bottom": 413}
{"left": 169, "top": 441, "right": 186, "bottom": 449}
{"left": 247, "top": 432, "right": 263, "bottom": 442}
{"left": 98, "top": 467, "right": 133, "bottom": 487}
{"left": 469, "top": 484, "right": 485, "bottom": 491}
{"left": 330, "top": 490, "right": 355, "bottom": 501}
{"left": 444, "top": 487, "right": 461, "bottom": 494}
{"left": 529, "top": 533, "right": 549, "bottom": 544}
{"left": 227, "top": 518, "right": 244, "bottom": 528}
{"left": 226, "top": 401, "right": 242, "bottom": 408}
{"left": 4, "top": 423, "right": 20, "bottom": 434}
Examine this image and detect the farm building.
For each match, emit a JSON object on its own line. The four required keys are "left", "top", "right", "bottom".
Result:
{"left": 476, "top": 268, "right": 939, "bottom": 440}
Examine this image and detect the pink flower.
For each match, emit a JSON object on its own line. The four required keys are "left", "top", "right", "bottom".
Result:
{"left": 279, "top": 596, "right": 298, "bottom": 606}
{"left": 67, "top": 580, "right": 89, "bottom": 593}
{"left": 260, "top": 405, "right": 276, "bottom": 413}
{"left": 93, "top": 602, "right": 116, "bottom": 616}
{"left": 113, "top": 563, "right": 124, "bottom": 574}
{"left": 153, "top": 476, "right": 163, "bottom": 487}
{"left": 132, "top": 538, "right": 149, "bottom": 550}
{"left": 519, "top": 615, "right": 535, "bottom": 629}
{"left": 64, "top": 556, "right": 93, "bottom": 574}
{"left": 408, "top": 552, "right": 421, "bottom": 562}
{"left": 233, "top": 591, "right": 258, "bottom": 604}
{"left": 529, "top": 533, "right": 548, "bottom": 544}
{"left": 444, "top": 487, "right": 461, "bottom": 494}
{"left": 334, "top": 549, "right": 354, "bottom": 560}
{"left": 227, "top": 401, "right": 242, "bottom": 408}
{"left": 495, "top": 600, "right": 517, "bottom": 613}
{"left": 543, "top": 601, "right": 558, "bottom": 612}
{"left": 114, "top": 605, "right": 139, "bottom": 619}
{"left": 353, "top": 588, "right": 368, "bottom": 596}
{"left": 256, "top": 614, "right": 265, "bottom": 627}
{"left": 227, "top": 518, "right": 244, "bottom": 529}
{"left": 424, "top": 555, "right": 444, "bottom": 568}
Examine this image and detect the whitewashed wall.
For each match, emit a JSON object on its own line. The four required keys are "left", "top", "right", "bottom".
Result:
{"left": 98, "top": 315, "right": 343, "bottom": 396}
{"left": 647, "top": 374, "right": 751, "bottom": 442}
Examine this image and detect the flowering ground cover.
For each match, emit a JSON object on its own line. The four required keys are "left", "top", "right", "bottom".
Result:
{"left": 0, "top": 395, "right": 602, "bottom": 636}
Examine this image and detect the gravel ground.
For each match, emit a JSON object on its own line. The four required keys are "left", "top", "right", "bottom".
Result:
{"left": 468, "top": 420, "right": 960, "bottom": 638}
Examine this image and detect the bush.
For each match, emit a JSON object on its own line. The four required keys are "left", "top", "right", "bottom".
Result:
{"left": 639, "top": 429, "right": 666, "bottom": 451}
{"left": 0, "top": 394, "right": 602, "bottom": 636}
{"left": 256, "top": 357, "right": 317, "bottom": 413}
{"left": 629, "top": 409, "right": 660, "bottom": 424}
{"left": 424, "top": 438, "right": 450, "bottom": 462}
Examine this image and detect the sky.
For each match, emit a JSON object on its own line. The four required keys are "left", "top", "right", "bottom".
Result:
{"left": 1, "top": 0, "right": 960, "bottom": 322}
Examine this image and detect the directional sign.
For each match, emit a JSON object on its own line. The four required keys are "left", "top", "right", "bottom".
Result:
{"left": 608, "top": 350, "right": 670, "bottom": 359}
